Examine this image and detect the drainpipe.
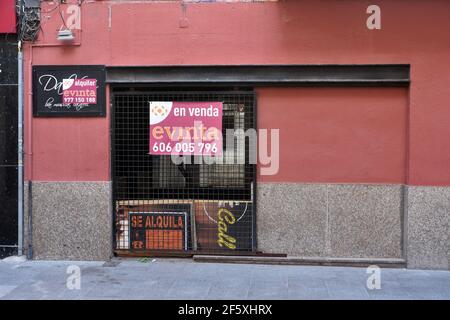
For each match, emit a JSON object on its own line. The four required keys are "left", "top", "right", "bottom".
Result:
{"left": 26, "top": 42, "right": 33, "bottom": 260}
{"left": 18, "top": 40, "right": 24, "bottom": 256}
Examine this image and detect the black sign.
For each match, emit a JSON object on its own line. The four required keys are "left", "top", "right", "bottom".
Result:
{"left": 129, "top": 204, "right": 191, "bottom": 251}
{"left": 200, "top": 201, "right": 253, "bottom": 251}
{"left": 33, "top": 65, "right": 106, "bottom": 117}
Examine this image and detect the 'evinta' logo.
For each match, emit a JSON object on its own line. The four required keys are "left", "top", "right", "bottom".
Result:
{"left": 151, "top": 104, "right": 168, "bottom": 117}
{"left": 149, "top": 101, "right": 173, "bottom": 125}
{"left": 62, "top": 79, "right": 74, "bottom": 90}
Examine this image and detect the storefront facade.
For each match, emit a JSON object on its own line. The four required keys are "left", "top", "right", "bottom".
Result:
{"left": 22, "top": 0, "right": 450, "bottom": 269}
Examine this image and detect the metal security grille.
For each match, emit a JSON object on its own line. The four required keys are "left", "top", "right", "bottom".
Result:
{"left": 112, "top": 90, "right": 256, "bottom": 255}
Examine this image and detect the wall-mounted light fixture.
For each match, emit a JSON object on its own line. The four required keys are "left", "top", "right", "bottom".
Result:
{"left": 57, "top": 29, "right": 74, "bottom": 41}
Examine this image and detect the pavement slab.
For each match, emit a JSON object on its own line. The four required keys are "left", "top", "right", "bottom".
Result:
{"left": 0, "top": 257, "right": 449, "bottom": 300}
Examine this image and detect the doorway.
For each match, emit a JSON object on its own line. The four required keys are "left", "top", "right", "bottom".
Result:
{"left": 111, "top": 88, "right": 257, "bottom": 256}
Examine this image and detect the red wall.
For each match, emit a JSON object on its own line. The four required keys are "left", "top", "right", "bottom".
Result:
{"left": 28, "top": 89, "right": 110, "bottom": 181}
{"left": 24, "top": 0, "right": 450, "bottom": 186}
{"left": 257, "top": 87, "right": 407, "bottom": 183}
{"left": 0, "top": 0, "right": 16, "bottom": 34}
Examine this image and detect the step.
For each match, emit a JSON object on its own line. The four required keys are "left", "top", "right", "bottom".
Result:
{"left": 193, "top": 255, "right": 406, "bottom": 268}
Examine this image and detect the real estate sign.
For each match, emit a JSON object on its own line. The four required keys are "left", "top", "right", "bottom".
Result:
{"left": 130, "top": 211, "right": 188, "bottom": 251}
{"left": 149, "top": 101, "right": 223, "bottom": 156}
{"left": 33, "top": 65, "right": 106, "bottom": 117}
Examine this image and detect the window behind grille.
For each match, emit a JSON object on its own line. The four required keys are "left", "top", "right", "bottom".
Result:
{"left": 112, "top": 89, "right": 256, "bottom": 254}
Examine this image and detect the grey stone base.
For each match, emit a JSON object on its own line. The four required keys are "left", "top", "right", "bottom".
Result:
{"left": 24, "top": 181, "right": 112, "bottom": 261}
{"left": 257, "top": 183, "right": 404, "bottom": 260}
{"left": 407, "top": 186, "right": 450, "bottom": 270}
{"left": 21, "top": 181, "right": 449, "bottom": 270}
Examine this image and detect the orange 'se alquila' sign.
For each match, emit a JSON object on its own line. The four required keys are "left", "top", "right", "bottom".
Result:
{"left": 130, "top": 212, "right": 187, "bottom": 251}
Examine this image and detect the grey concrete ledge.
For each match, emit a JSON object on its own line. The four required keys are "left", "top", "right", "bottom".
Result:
{"left": 193, "top": 255, "right": 406, "bottom": 268}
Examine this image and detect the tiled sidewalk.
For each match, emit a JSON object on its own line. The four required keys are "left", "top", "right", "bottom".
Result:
{"left": 0, "top": 257, "right": 449, "bottom": 300}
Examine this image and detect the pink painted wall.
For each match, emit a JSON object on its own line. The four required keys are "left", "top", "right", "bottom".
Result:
{"left": 257, "top": 87, "right": 407, "bottom": 183}
{"left": 0, "top": 0, "right": 16, "bottom": 34}
{"left": 25, "top": 0, "right": 450, "bottom": 186}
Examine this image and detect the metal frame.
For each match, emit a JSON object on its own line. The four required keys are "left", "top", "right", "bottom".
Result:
{"left": 111, "top": 87, "right": 257, "bottom": 256}
{"left": 106, "top": 64, "right": 410, "bottom": 87}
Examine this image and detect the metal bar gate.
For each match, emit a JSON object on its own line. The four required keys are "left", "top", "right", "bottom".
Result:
{"left": 112, "top": 89, "right": 256, "bottom": 256}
